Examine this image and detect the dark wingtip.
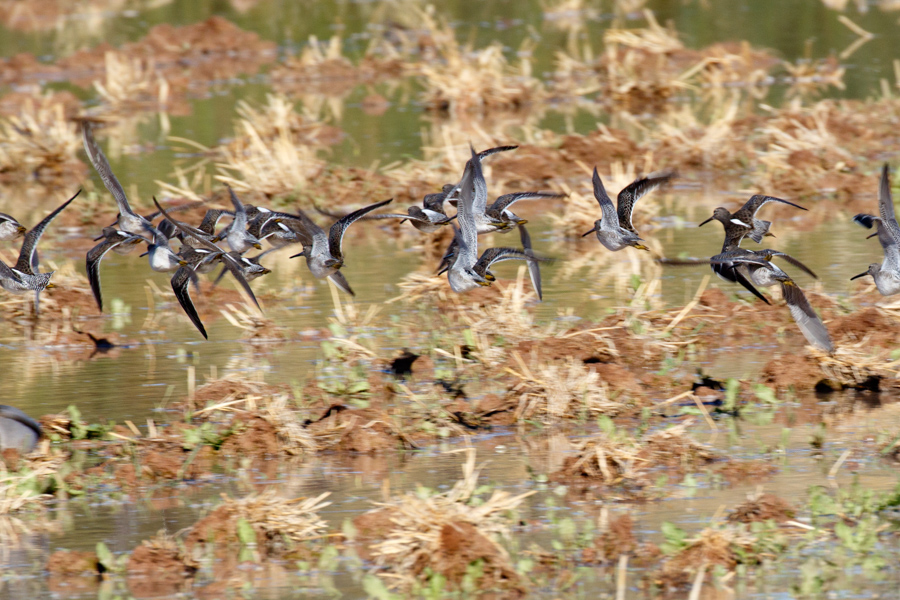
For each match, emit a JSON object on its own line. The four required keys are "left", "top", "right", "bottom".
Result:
{"left": 853, "top": 213, "right": 877, "bottom": 229}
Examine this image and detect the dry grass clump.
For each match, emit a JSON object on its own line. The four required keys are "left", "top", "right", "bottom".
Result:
{"left": 410, "top": 8, "right": 544, "bottom": 116}
{"left": 639, "top": 420, "right": 718, "bottom": 470}
{"left": 365, "top": 450, "right": 533, "bottom": 594}
{"left": 654, "top": 525, "right": 763, "bottom": 590}
{"left": 0, "top": 451, "right": 65, "bottom": 545}
{"left": 553, "top": 420, "right": 717, "bottom": 487}
{"left": 755, "top": 100, "right": 855, "bottom": 192}
{"left": 93, "top": 51, "right": 169, "bottom": 113}
{"left": 509, "top": 357, "right": 623, "bottom": 423}
{"left": 127, "top": 530, "right": 199, "bottom": 582}
{"left": 553, "top": 434, "right": 644, "bottom": 485}
{"left": 0, "top": 465, "right": 52, "bottom": 515}
{"left": 186, "top": 376, "right": 317, "bottom": 456}
{"left": 726, "top": 491, "right": 796, "bottom": 524}
{"left": 597, "top": 11, "right": 688, "bottom": 111}
{"left": 0, "top": 96, "right": 82, "bottom": 185}
{"left": 813, "top": 344, "right": 899, "bottom": 390}
{"left": 214, "top": 94, "right": 333, "bottom": 195}
{"left": 271, "top": 33, "right": 403, "bottom": 100}
{"left": 650, "top": 91, "right": 750, "bottom": 172}
{"left": 185, "top": 489, "right": 331, "bottom": 558}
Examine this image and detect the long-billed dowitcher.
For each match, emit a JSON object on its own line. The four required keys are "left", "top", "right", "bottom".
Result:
{"left": 0, "top": 190, "right": 80, "bottom": 313}
{"left": 700, "top": 195, "right": 807, "bottom": 249}
{"left": 723, "top": 249, "right": 833, "bottom": 352}
{"left": 446, "top": 147, "right": 546, "bottom": 293}
{"left": 582, "top": 168, "right": 675, "bottom": 251}
{"left": 153, "top": 199, "right": 266, "bottom": 338}
{"left": 289, "top": 198, "right": 394, "bottom": 296}
{"left": 213, "top": 187, "right": 263, "bottom": 253}
{"left": 851, "top": 164, "right": 900, "bottom": 296}
{"left": 447, "top": 148, "right": 491, "bottom": 292}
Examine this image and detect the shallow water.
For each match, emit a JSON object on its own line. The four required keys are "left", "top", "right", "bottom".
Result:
{"left": 2, "top": 1, "right": 900, "bottom": 598}
{"left": 4, "top": 402, "right": 900, "bottom": 598}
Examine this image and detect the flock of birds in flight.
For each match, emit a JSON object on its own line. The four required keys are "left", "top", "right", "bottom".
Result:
{"left": 0, "top": 127, "right": 898, "bottom": 354}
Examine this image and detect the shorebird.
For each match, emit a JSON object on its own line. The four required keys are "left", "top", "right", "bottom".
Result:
{"left": 212, "top": 187, "right": 263, "bottom": 253}
{"left": 447, "top": 150, "right": 491, "bottom": 292}
{"left": 0, "top": 213, "right": 26, "bottom": 241}
{"left": 288, "top": 198, "right": 393, "bottom": 296}
{"left": 153, "top": 199, "right": 267, "bottom": 339}
{"left": 723, "top": 249, "right": 833, "bottom": 352}
{"left": 0, "top": 190, "right": 80, "bottom": 313}
{"left": 582, "top": 168, "right": 675, "bottom": 251}
{"left": 82, "top": 123, "right": 154, "bottom": 238}
{"left": 0, "top": 405, "right": 41, "bottom": 452}
{"left": 141, "top": 221, "right": 187, "bottom": 273}
{"left": 852, "top": 164, "right": 900, "bottom": 296}
{"left": 445, "top": 147, "right": 546, "bottom": 293}
{"left": 700, "top": 195, "right": 807, "bottom": 249}
{"left": 697, "top": 194, "right": 807, "bottom": 302}
{"left": 86, "top": 227, "right": 146, "bottom": 311}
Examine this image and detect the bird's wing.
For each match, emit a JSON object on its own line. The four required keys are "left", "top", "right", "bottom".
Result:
{"left": 781, "top": 279, "right": 833, "bottom": 353}
{"left": 142, "top": 199, "right": 208, "bottom": 222}
{"left": 476, "top": 145, "right": 518, "bottom": 161}
{"left": 617, "top": 172, "right": 675, "bottom": 233}
{"left": 436, "top": 236, "right": 459, "bottom": 276}
{"left": 422, "top": 191, "right": 449, "bottom": 214}
{"left": 0, "top": 258, "right": 22, "bottom": 283}
{"left": 199, "top": 208, "right": 229, "bottom": 235}
{"left": 86, "top": 233, "right": 135, "bottom": 311}
{"left": 171, "top": 266, "right": 207, "bottom": 339}
{"left": 469, "top": 149, "right": 490, "bottom": 217}
{"left": 738, "top": 195, "right": 806, "bottom": 220}
{"left": 768, "top": 251, "right": 818, "bottom": 279}
{"left": 220, "top": 252, "right": 263, "bottom": 312}
{"left": 489, "top": 191, "right": 565, "bottom": 214}
{"left": 328, "top": 271, "right": 355, "bottom": 296}
{"left": 454, "top": 149, "right": 482, "bottom": 268}
{"left": 226, "top": 186, "right": 249, "bottom": 232}
{"left": 152, "top": 198, "right": 226, "bottom": 255}
{"left": 328, "top": 198, "right": 393, "bottom": 260}
{"left": 877, "top": 219, "right": 900, "bottom": 272}
{"left": 519, "top": 224, "right": 542, "bottom": 301}
{"left": 16, "top": 189, "right": 80, "bottom": 275}
{"left": 878, "top": 164, "right": 900, "bottom": 242}
{"left": 591, "top": 168, "right": 619, "bottom": 227}
{"left": 731, "top": 267, "right": 771, "bottom": 304}
{"left": 474, "top": 247, "right": 542, "bottom": 277}
{"left": 82, "top": 124, "right": 140, "bottom": 219}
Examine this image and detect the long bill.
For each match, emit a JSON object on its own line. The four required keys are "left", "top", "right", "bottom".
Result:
{"left": 850, "top": 271, "right": 869, "bottom": 280}
{"left": 698, "top": 216, "right": 715, "bottom": 227}
{"left": 581, "top": 226, "right": 597, "bottom": 237}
